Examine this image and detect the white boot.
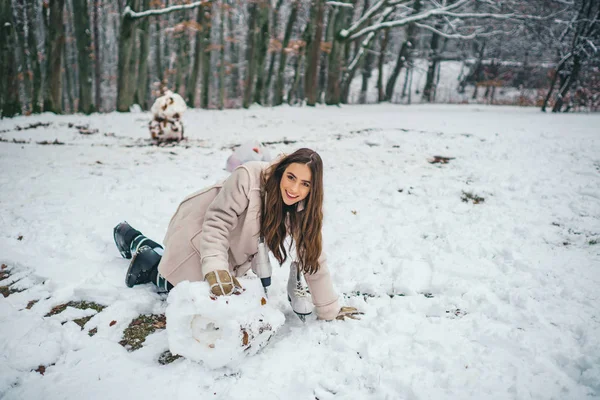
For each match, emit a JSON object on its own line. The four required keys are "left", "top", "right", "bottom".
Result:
{"left": 287, "top": 262, "right": 313, "bottom": 318}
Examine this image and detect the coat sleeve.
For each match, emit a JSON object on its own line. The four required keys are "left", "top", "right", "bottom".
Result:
{"left": 304, "top": 252, "right": 340, "bottom": 321}
{"left": 196, "top": 167, "right": 251, "bottom": 277}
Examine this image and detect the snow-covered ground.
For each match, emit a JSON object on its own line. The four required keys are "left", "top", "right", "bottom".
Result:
{"left": 1, "top": 104, "right": 599, "bottom": 399}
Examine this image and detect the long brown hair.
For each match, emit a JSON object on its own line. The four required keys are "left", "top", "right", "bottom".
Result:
{"left": 260, "top": 148, "right": 324, "bottom": 274}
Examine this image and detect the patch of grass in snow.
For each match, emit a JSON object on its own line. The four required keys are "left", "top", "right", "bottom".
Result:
{"left": 461, "top": 191, "right": 485, "bottom": 204}
{"left": 0, "top": 285, "right": 21, "bottom": 298}
{"left": 589, "top": 239, "right": 598, "bottom": 245}
{"left": 344, "top": 291, "right": 407, "bottom": 300}
{"left": 0, "top": 264, "right": 10, "bottom": 281}
{"left": 158, "top": 350, "right": 182, "bottom": 365}
{"left": 119, "top": 314, "right": 166, "bottom": 352}
{"left": 0, "top": 265, "right": 24, "bottom": 298}
{"left": 44, "top": 301, "right": 107, "bottom": 328}
{"left": 25, "top": 300, "right": 38, "bottom": 309}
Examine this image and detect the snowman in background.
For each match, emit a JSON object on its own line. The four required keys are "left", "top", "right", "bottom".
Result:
{"left": 149, "top": 90, "right": 187, "bottom": 142}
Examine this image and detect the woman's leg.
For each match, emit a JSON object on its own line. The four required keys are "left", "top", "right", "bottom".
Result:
{"left": 113, "top": 221, "right": 163, "bottom": 258}
{"left": 113, "top": 222, "right": 172, "bottom": 291}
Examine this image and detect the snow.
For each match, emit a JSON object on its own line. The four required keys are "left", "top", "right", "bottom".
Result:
{"left": 1, "top": 104, "right": 599, "bottom": 399}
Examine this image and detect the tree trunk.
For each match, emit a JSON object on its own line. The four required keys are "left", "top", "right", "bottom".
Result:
{"left": 134, "top": 0, "right": 150, "bottom": 109}
{"left": 43, "top": 0, "right": 66, "bottom": 114}
{"left": 422, "top": 22, "right": 442, "bottom": 103}
{"left": 227, "top": 0, "right": 239, "bottom": 100}
{"left": 155, "top": 15, "right": 163, "bottom": 87}
{"left": 552, "top": 54, "right": 581, "bottom": 112}
{"left": 304, "top": 0, "right": 325, "bottom": 106}
{"left": 218, "top": 0, "right": 226, "bottom": 109}
{"left": 14, "top": 0, "right": 32, "bottom": 113}
{"left": 318, "top": 7, "right": 336, "bottom": 104}
{"left": 25, "top": 1, "right": 42, "bottom": 113}
{"left": 384, "top": 0, "right": 420, "bottom": 102}
{"left": 542, "top": 59, "right": 565, "bottom": 112}
{"left": 470, "top": 41, "right": 486, "bottom": 100}
{"left": 253, "top": 1, "right": 271, "bottom": 105}
{"left": 325, "top": 2, "right": 351, "bottom": 105}
{"left": 340, "top": 0, "right": 366, "bottom": 104}
{"left": 243, "top": 2, "right": 259, "bottom": 108}
{"left": 376, "top": 29, "right": 389, "bottom": 103}
{"left": 0, "top": 0, "right": 20, "bottom": 117}
{"left": 262, "top": 0, "right": 284, "bottom": 105}
{"left": 63, "top": 0, "right": 77, "bottom": 113}
{"left": 273, "top": 0, "right": 299, "bottom": 106}
{"left": 116, "top": 0, "right": 140, "bottom": 112}
{"left": 358, "top": 0, "right": 372, "bottom": 105}
{"left": 187, "top": 5, "right": 205, "bottom": 106}
{"left": 175, "top": 9, "right": 191, "bottom": 95}
{"left": 63, "top": 37, "right": 75, "bottom": 113}
{"left": 200, "top": 3, "right": 213, "bottom": 109}
{"left": 406, "top": 66, "right": 413, "bottom": 104}
{"left": 288, "top": 48, "right": 305, "bottom": 105}
{"left": 128, "top": 7, "right": 140, "bottom": 106}
{"left": 93, "top": 0, "right": 102, "bottom": 111}
{"left": 72, "top": 0, "right": 94, "bottom": 113}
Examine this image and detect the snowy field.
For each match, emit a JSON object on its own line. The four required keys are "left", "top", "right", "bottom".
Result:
{"left": 1, "top": 104, "right": 599, "bottom": 399}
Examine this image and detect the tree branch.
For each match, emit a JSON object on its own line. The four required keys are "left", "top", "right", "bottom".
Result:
{"left": 326, "top": 1, "right": 354, "bottom": 8}
{"left": 341, "top": 0, "right": 470, "bottom": 40}
{"left": 345, "top": 3, "right": 559, "bottom": 41}
{"left": 123, "top": 1, "right": 210, "bottom": 20}
{"left": 414, "top": 22, "right": 508, "bottom": 40}
{"left": 340, "top": 0, "right": 389, "bottom": 39}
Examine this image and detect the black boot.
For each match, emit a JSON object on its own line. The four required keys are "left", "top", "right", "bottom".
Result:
{"left": 125, "top": 245, "right": 162, "bottom": 288}
{"left": 114, "top": 221, "right": 142, "bottom": 259}
{"left": 114, "top": 221, "right": 162, "bottom": 259}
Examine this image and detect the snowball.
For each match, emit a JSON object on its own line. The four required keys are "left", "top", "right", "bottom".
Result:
{"left": 226, "top": 141, "right": 272, "bottom": 172}
{"left": 166, "top": 279, "right": 285, "bottom": 369}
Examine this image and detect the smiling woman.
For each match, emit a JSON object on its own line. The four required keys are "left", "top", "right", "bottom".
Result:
{"left": 113, "top": 148, "right": 361, "bottom": 322}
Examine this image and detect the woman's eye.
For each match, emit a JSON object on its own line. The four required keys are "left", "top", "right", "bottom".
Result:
{"left": 288, "top": 175, "right": 294, "bottom": 181}
{"left": 303, "top": 182, "right": 310, "bottom": 188}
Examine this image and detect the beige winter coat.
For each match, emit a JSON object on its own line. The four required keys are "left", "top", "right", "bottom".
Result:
{"left": 157, "top": 161, "right": 340, "bottom": 320}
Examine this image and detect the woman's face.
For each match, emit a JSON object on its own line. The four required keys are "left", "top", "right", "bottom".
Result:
{"left": 280, "top": 163, "right": 312, "bottom": 206}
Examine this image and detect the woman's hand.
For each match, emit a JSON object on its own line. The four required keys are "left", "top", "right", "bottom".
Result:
{"left": 336, "top": 306, "right": 363, "bottom": 320}
{"left": 205, "top": 270, "right": 243, "bottom": 297}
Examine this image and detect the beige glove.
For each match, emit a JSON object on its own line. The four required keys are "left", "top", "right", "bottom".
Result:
{"left": 205, "top": 270, "right": 243, "bottom": 297}
{"left": 336, "top": 306, "right": 363, "bottom": 321}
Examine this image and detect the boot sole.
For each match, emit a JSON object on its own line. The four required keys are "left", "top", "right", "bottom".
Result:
{"left": 125, "top": 246, "right": 161, "bottom": 287}
{"left": 114, "top": 223, "right": 132, "bottom": 259}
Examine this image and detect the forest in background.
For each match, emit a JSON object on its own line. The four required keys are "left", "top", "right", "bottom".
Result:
{"left": 0, "top": 0, "right": 598, "bottom": 117}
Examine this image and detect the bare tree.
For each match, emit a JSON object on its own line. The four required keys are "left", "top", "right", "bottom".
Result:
{"left": 243, "top": 1, "right": 259, "bottom": 108}
{"left": 93, "top": 0, "right": 102, "bottom": 111}
{"left": 200, "top": 2, "right": 213, "bottom": 109}
{"left": 14, "top": 0, "right": 32, "bottom": 112}
{"left": 1, "top": 0, "right": 20, "bottom": 117}
{"left": 73, "top": 0, "right": 95, "bottom": 113}
{"left": 545, "top": 0, "right": 599, "bottom": 112}
{"left": 43, "top": 0, "right": 66, "bottom": 114}
{"left": 305, "top": 0, "right": 325, "bottom": 106}
{"left": 274, "top": 0, "right": 300, "bottom": 106}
